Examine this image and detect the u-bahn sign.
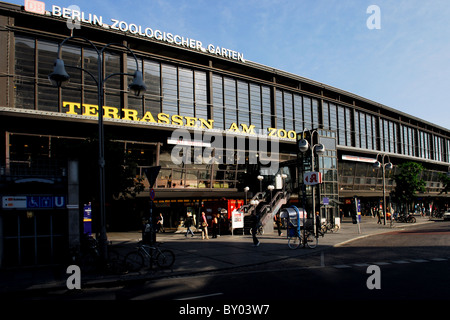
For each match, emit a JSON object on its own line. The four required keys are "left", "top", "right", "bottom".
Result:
{"left": 303, "top": 172, "right": 322, "bottom": 185}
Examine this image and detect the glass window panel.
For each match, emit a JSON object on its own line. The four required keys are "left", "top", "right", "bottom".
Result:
{"left": 15, "top": 36, "right": 35, "bottom": 79}
{"left": 83, "top": 48, "right": 99, "bottom": 89}
{"left": 62, "top": 44, "right": 81, "bottom": 84}
{"left": 144, "top": 59, "right": 161, "bottom": 98}
{"left": 276, "top": 89, "right": 283, "bottom": 129}
{"left": 212, "top": 74, "right": 224, "bottom": 130}
{"left": 104, "top": 52, "right": 121, "bottom": 91}
{"left": 37, "top": 85, "right": 58, "bottom": 112}
{"left": 15, "top": 81, "right": 35, "bottom": 110}
{"left": 38, "top": 40, "right": 58, "bottom": 80}
{"left": 312, "top": 98, "right": 319, "bottom": 129}
{"left": 303, "top": 97, "right": 312, "bottom": 130}
{"left": 261, "top": 86, "right": 271, "bottom": 130}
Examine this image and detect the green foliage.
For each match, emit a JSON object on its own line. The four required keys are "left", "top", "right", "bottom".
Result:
{"left": 392, "top": 162, "right": 426, "bottom": 211}
{"left": 438, "top": 172, "right": 450, "bottom": 194}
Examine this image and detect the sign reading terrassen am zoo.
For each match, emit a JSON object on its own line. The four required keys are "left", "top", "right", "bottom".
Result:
{"left": 24, "top": 0, "right": 245, "bottom": 62}
{"left": 63, "top": 102, "right": 299, "bottom": 140}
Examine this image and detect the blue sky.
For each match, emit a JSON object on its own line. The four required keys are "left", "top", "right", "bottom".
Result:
{"left": 8, "top": 0, "right": 450, "bottom": 129}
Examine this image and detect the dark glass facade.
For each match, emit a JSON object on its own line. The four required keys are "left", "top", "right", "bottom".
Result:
{"left": 1, "top": 2, "right": 450, "bottom": 266}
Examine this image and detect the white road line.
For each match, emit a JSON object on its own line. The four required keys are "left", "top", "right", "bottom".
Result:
{"left": 176, "top": 293, "right": 224, "bottom": 300}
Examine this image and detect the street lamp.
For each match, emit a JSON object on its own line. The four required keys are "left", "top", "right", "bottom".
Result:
{"left": 49, "top": 36, "right": 146, "bottom": 263}
{"left": 244, "top": 186, "right": 250, "bottom": 205}
{"left": 257, "top": 175, "right": 264, "bottom": 193}
{"left": 281, "top": 173, "right": 288, "bottom": 193}
{"left": 373, "top": 153, "right": 393, "bottom": 226}
{"left": 298, "top": 129, "right": 325, "bottom": 236}
{"left": 267, "top": 185, "right": 275, "bottom": 213}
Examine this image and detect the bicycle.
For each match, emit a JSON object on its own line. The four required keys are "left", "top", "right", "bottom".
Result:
{"left": 124, "top": 242, "right": 175, "bottom": 272}
{"left": 287, "top": 227, "right": 317, "bottom": 249}
{"left": 76, "top": 234, "right": 127, "bottom": 275}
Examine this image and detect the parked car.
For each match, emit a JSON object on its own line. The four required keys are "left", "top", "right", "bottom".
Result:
{"left": 443, "top": 211, "right": 450, "bottom": 221}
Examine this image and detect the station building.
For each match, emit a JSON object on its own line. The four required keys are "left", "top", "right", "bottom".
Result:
{"left": 1, "top": 1, "right": 449, "bottom": 267}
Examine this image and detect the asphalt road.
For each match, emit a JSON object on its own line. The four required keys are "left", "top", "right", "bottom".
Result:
{"left": 26, "top": 221, "right": 449, "bottom": 301}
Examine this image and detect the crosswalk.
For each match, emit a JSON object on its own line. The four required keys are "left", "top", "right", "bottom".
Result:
{"left": 332, "top": 257, "right": 449, "bottom": 269}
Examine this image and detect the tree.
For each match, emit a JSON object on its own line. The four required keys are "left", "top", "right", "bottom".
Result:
{"left": 392, "top": 162, "right": 426, "bottom": 214}
{"left": 438, "top": 172, "right": 450, "bottom": 194}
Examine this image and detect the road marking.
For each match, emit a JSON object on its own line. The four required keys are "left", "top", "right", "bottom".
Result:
{"left": 176, "top": 292, "right": 224, "bottom": 300}
{"left": 333, "top": 265, "right": 351, "bottom": 268}
{"left": 392, "top": 260, "right": 410, "bottom": 264}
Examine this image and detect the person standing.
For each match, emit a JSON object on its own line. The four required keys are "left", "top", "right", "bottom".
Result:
{"left": 274, "top": 212, "right": 282, "bottom": 236}
{"left": 201, "top": 211, "right": 209, "bottom": 240}
{"left": 250, "top": 212, "right": 260, "bottom": 247}
{"left": 185, "top": 213, "right": 194, "bottom": 237}
{"left": 211, "top": 213, "right": 219, "bottom": 238}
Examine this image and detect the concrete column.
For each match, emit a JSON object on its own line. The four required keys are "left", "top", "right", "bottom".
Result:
{"left": 67, "top": 160, "right": 80, "bottom": 251}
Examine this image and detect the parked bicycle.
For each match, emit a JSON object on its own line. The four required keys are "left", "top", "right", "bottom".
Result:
{"left": 124, "top": 241, "right": 175, "bottom": 272}
{"left": 396, "top": 213, "right": 416, "bottom": 223}
{"left": 287, "top": 227, "right": 317, "bottom": 249}
{"left": 321, "top": 221, "right": 340, "bottom": 233}
{"left": 76, "top": 233, "right": 126, "bottom": 274}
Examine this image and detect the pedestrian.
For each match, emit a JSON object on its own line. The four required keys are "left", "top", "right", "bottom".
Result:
{"left": 274, "top": 212, "right": 282, "bottom": 236}
{"left": 377, "top": 208, "right": 382, "bottom": 224}
{"left": 250, "top": 212, "right": 260, "bottom": 247}
{"left": 211, "top": 213, "right": 218, "bottom": 238}
{"left": 315, "top": 211, "right": 321, "bottom": 235}
{"left": 185, "top": 213, "right": 194, "bottom": 237}
{"left": 156, "top": 213, "right": 165, "bottom": 233}
{"left": 201, "top": 211, "right": 209, "bottom": 240}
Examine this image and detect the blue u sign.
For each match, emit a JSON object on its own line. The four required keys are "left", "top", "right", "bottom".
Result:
{"left": 26, "top": 196, "right": 66, "bottom": 209}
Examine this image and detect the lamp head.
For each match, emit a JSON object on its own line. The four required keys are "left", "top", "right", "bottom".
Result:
{"left": 373, "top": 161, "right": 381, "bottom": 169}
{"left": 48, "top": 59, "right": 70, "bottom": 87}
{"left": 128, "top": 70, "right": 147, "bottom": 96}
{"left": 314, "top": 143, "right": 325, "bottom": 155}
{"left": 298, "top": 139, "right": 309, "bottom": 152}
{"left": 386, "top": 162, "right": 394, "bottom": 170}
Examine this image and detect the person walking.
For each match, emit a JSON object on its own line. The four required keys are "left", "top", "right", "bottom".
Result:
{"left": 156, "top": 213, "right": 165, "bottom": 233}
{"left": 201, "top": 211, "right": 209, "bottom": 240}
{"left": 250, "top": 212, "right": 260, "bottom": 247}
{"left": 274, "top": 212, "right": 282, "bottom": 236}
{"left": 185, "top": 213, "right": 194, "bottom": 237}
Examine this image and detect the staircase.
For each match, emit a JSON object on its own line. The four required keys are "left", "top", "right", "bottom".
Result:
{"left": 240, "top": 190, "right": 290, "bottom": 234}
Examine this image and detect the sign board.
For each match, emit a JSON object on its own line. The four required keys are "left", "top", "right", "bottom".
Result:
{"left": 2, "top": 196, "right": 66, "bottom": 209}
{"left": 231, "top": 209, "right": 244, "bottom": 229}
{"left": 149, "top": 188, "right": 156, "bottom": 201}
{"left": 144, "top": 166, "right": 161, "bottom": 189}
{"left": 323, "top": 197, "right": 329, "bottom": 206}
{"left": 304, "top": 172, "right": 322, "bottom": 185}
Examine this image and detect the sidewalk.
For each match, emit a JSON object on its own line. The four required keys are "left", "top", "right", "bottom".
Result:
{"left": 0, "top": 215, "right": 433, "bottom": 295}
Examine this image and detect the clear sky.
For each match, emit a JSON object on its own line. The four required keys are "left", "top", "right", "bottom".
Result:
{"left": 6, "top": 0, "right": 450, "bottom": 130}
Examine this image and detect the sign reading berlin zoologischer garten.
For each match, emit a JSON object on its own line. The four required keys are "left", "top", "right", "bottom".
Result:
{"left": 24, "top": 0, "right": 245, "bottom": 62}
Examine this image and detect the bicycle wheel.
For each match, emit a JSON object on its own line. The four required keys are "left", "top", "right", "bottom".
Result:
{"left": 305, "top": 232, "right": 318, "bottom": 249}
{"left": 288, "top": 236, "right": 301, "bottom": 249}
{"left": 155, "top": 249, "right": 175, "bottom": 269}
{"left": 124, "top": 251, "right": 144, "bottom": 272}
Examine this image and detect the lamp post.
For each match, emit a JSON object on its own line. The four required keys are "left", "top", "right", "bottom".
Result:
{"left": 244, "top": 186, "right": 249, "bottom": 205}
{"left": 49, "top": 36, "right": 146, "bottom": 262}
{"left": 267, "top": 184, "right": 275, "bottom": 214}
{"left": 281, "top": 173, "right": 287, "bottom": 193}
{"left": 298, "top": 129, "right": 325, "bottom": 236}
{"left": 373, "top": 153, "right": 393, "bottom": 226}
{"left": 257, "top": 175, "right": 264, "bottom": 193}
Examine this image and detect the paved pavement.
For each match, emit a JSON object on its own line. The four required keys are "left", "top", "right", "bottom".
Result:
{"left": 0, "top": 215, "right": 433, "bottom": 296}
